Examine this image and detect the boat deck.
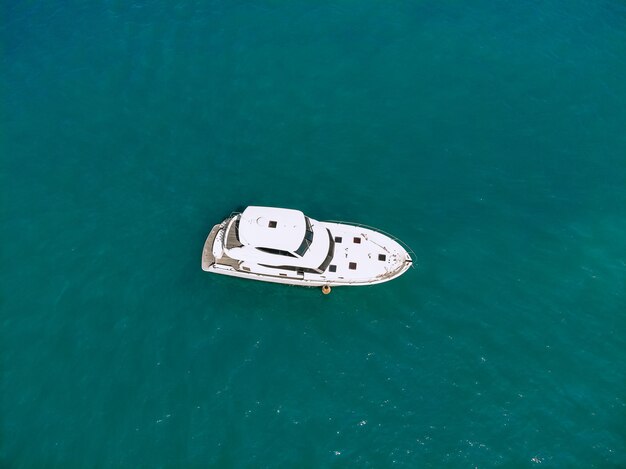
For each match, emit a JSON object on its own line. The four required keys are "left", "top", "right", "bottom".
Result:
{"left": 201, "top": 224, "right": 221, "bottom": 271}
{"left": 202, "top": 209, "right": 413, "bottom": 287}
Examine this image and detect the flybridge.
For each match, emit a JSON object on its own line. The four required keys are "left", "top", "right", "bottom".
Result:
{"left": 202, "top": 206, "right": 413, "bottom": 291}
{"left": 238, "top": 206, "right": 307, "bottom": 253}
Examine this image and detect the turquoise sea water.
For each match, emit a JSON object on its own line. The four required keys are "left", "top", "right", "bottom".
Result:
{"left": 3, "top": 1, "right": 626, "bottom": 466}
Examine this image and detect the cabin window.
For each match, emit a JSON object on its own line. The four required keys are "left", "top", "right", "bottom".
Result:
{"left": 349, "top": 262, "right": 357, "bottom": 270}
{"left": 259, "top": 264, "right": 321, "bottom": 274}
{"left": 329, "top": 265, "right": 337, "bottom": 272}
{"left": 335, "top": 236, "right": 342, "bottom": 243}
{"left": 378, "top": 254, "right": 386, "bottom": 261}
{"left": 268, "top": 220, "right": 277, "bottom": 228}
{"left": 257, "top": 247, "right": 296, "bottom": 257}
{"left": 353, "top": 237, "right": 361, "bottom": 244}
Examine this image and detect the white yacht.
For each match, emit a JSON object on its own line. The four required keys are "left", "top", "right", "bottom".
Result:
{"left": 201, "top": 206, "right": 413, "bottom": 290}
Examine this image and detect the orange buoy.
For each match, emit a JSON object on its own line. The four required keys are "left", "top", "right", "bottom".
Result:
{"left": 322, "top": 285, "right": 331, "bottom": 295}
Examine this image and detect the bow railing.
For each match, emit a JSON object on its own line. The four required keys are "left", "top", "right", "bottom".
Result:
{"left": 324, "top": 219, "right": 416, "bottom": 267}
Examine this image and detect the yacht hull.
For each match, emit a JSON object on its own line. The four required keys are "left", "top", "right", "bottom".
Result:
{"left": 204, "top": 259, "right": 412, "bottom": 287}
{"left": 201, "top": 208, "right": 414, "bottom": 288}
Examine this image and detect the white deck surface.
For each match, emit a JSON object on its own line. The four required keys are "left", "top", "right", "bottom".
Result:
{"left": 238, "top": 206, "right": 306, "bottom": 252}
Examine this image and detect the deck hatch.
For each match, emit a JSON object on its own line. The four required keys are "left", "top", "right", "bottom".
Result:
{"left": 378, "top": 254, "right": 386, "bottom": 261}
{"left": 329, "top": 265, "right": 337, "bottom": 272}
{"left": 335, "top": 236, "right": 342, "bottom": 243}
{"left": 268, "top": 220, "right": 277, "bottom": 228}
{"left": 349, "top": 262, "right": 357, "bottom": 270}
{"left": 353, "top": 237, "right": 361, "bottom": 244}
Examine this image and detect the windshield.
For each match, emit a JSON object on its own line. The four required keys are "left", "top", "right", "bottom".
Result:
{"left": 295, "top": 217, "right": 314, "bottom": 256}
{"left": 318, "top": 229, "right": 335, "bottom": 271}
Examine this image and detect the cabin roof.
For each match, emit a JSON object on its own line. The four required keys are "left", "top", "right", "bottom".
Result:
{"left": 238, "top": 206, "right": 306, "bottom": 252}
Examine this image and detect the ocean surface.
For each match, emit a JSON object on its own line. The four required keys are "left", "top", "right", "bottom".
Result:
{"left": 2, "top": 1, "right": 626, "bottom": 466}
